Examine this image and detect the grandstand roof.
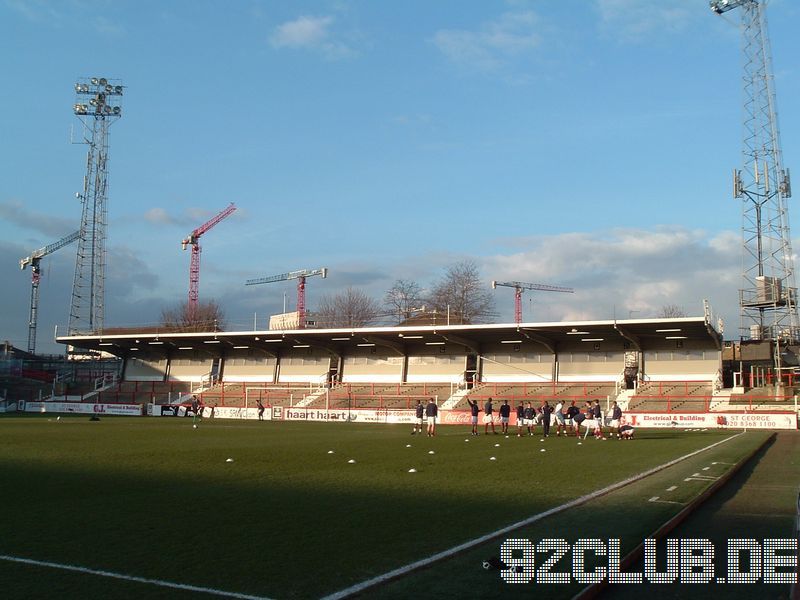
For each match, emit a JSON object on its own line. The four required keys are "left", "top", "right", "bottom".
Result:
{"left": 56, "top": 317, "right": 721, "bottom": 356}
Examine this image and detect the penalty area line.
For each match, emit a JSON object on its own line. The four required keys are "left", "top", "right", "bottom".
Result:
{"left": 0, "top": 554, "right": 272, "bottom": 600}
{"left": 321, "top": 432, "right": 745, "bottom": 600}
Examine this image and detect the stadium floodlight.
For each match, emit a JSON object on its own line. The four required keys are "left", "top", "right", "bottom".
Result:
{"left": 566, "top": 330, "right": 590, "bottom": 335}
{"left": 400, "top": 335, "right": 424, "bottom": 339}
{"left": 178, "top": 346, "right": 193, "bottom": 350}
{"left": 425, "top": 342, "right": 445, "bottom": 345}
{"left": 233, "top": 345, "right": 249, "bottom": 349}
{"left": 69, "top": 76, "right": 124, "bottom": 335}
{"left": 73, "top": 77, "right": 122, "bottom": 118}
{"left": 262, "top": 339, "right": 282, "bottom": 343}
{"left": 357, "top": 343, "right": 375, "bottom": 347}
{"left": 331, "top": 337, "right": 351, "bottom": 341}
{"left": 581, "top": 338, "right": 604, "bottom": 342}
{"left": 709, "top": 0, "right": 748, "bottom": 15}
{"left": 98, "top": 342, "right": 114, "bottom": 346}
{"left": 665, "top": 336, "right": 689, "bottom": 340}
{"left": 293, "top": 344, "right": 310, "bottom": 348}
{"left": 500, "top": 340, "right": 523, "bottom": 344}
{"left": 204, "top": 340, "right": 220, "bottom": 344}
{"left": 656, "top": 328, "right": 682, "bottom": 333}
{"left": 148, "top": 341, "right": 163, "bottom": 345}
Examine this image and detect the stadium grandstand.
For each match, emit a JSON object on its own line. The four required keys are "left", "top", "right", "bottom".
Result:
{"left": 48, "top": 315, "right": 780, "bottom": 421}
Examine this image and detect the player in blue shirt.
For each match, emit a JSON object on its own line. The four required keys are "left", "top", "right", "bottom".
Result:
{"left": 523, "top": 402, "right": 535, "bottom": 436}
{"left": 592, "top": 400, "right": 604, "bottom": 438}
{"left": 425, "top": 398, "right": 438, "bottom": 437}
{"left": 619, "top": 424, "right": 635, "bottom": 440}
{"left": 498, "top": 400, "right": 511, "bottom": 435}
{"left": 467, "top": 398, "right": 480, "bottom": 435}
{"left": 483, "top": 398, "right": 497, "bottom": 435}
{"left": 610, "top": 401, "right": 623, "bottom": 438}
{"left": 565, "top": 401, "right": 580, "bottom": 436}
{"left": 540, "top": 401, "right": 553, "bottom": 437}
{"left": 572, "top": 405, "right": 586, "bottom": 437}
{"left": 413, "top": 399, "right": 424, "bottom": 435}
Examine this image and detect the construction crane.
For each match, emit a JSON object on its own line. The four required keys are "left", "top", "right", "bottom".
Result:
{"left": 491, "top": 280, "right": 574, "bottom": 324}
{"left": 181, "top": 203, "right": 237, "bottom": 317}
{"left": 20, "top": 230, "right": 81, "bottom": 354}
{"left": 246, "top": 268, "right": 328, "bottom": 329}
{"left": 710, "top": 1, "right": 796, "bottom": 349}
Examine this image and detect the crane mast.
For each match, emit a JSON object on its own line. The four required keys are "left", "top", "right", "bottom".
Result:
{"left": 20, "top": 230, "right": 81, "bottom": 354}
{"left": 246, "top": 268, "right": 328, "bottom": 329}
{"left": 181, "top": 203, "right": 237, "bottom": 319}
{"left": 710, "top": 0, "right": 796, "bottom": 345}
{"left": 491, "top": 280, "right": 574, "bottom": 324}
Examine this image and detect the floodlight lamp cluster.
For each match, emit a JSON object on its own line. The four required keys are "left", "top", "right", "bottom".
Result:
{"left": 73, "top": 76, "right": 123, "bottom": 117}
{"left": 709, "top": 0, "right": 749, "bottom": 15}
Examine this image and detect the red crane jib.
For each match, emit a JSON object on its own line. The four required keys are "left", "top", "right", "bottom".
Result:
{"left": 190, "top": 203, "right": 237, "bottom": 240}
{"left": 184, "top": 203, "right": 237, "bottom": 312}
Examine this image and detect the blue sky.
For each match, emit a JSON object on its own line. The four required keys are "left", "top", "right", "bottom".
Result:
{"left": 1, "top": 0, "right": 799, "bottom": 353}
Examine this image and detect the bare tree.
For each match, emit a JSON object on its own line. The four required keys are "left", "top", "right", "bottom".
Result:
{"left": 428, "top": 260, "right": 495, "bottom": 324}
{"left": 161, "top": 300, "right": 226, "bottom": 332}
{"left": 315, "top": 287, "right": 380, "bottom": 328}
{"left": 658, "top": 304, "right": 687, "bottom": 318}
{"left": 384, "top": 279, "right": 424, "bottom": 324}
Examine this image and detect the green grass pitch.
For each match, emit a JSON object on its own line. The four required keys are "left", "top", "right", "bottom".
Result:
{"left": 0, "top": 416, "right": 771, "bottom": 599}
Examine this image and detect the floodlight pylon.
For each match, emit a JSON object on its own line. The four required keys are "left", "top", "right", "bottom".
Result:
{"left": 68, "top": 77, "right": 123, "bottom": 334}
{"left": 712, "top": 1, "right": 796, "bottom": 343}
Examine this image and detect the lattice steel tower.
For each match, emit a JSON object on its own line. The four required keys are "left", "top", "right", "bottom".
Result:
{"left": 69, "top": 77, "right": 123, "bottom": 334}
{"left": 711, "top": 0, "right": 795, "bottom": 343}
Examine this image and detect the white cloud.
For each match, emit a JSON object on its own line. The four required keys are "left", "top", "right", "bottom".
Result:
{"left": 271, "top": 15, "right": 332, "bottom": 48}
{"left": 3, "top": 0, "right": 62, "bottom": 24}
{"left": 270, "top": 15, "right": 353, "bottom": 59}
{"left": 433, "top": 10, "right": 542, "bottom": 72}
{"left": 595, "top": 0, "right": 697, "bottom": 42}
{"left": 479, "top": 227, "right": 740, "bottom": 329}
{"left": 0, "top": 200, "right": 77, "bottom": 238}
{"left": 144, "top": 207, "right": 179, "bottom": 225}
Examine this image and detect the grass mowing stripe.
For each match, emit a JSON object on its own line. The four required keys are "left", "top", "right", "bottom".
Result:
{"left": 0, "top": 554, "right": 273, "bottom": 600}
{"left": 321, "top": 432, "right": 744, "bottom": 600}
{"left": 573, "top": 431, "right": 775, "bottom": 600}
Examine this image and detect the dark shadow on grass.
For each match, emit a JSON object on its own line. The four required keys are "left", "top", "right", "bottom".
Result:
{"left": 603, "top": 432, "right": 797, "bottom": 600}
{"left": 0, "top": 420, "right": 759, "bottom": 600}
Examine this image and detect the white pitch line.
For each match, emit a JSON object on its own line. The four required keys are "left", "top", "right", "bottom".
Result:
{"left": 0, "top": 555, "right": 272, "bottom": 600}
{"left": 666, "top": 486, "right": 678, "bottom": 492}
{"left": 702, "top": 467, "right": 710, "bottom": 471}
{"left": 320, "top": 432, "right": 744, "bottom": 600}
